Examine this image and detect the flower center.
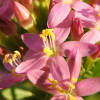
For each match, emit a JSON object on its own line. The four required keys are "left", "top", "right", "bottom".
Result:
{"left": 4, "top": 51, "right": 25, "bottom": 77}
{"left": 40, "top": 29, "right": 58, "bottom": 57}
{"left": 48, "top": 78, "right": 77, "bottom": 100}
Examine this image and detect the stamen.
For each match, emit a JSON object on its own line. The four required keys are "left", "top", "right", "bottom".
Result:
{"left": 71, "top": 77, "right": 77, "bottom": 82}
{"left": 98, "top": 6, "right": 100, "bottom": 16}
{"left": 43, "top": 47, "right": 53, "bottom": 56}
{"left": 63, "top": 0, "right": 73, "bottom": 4}
{"left": 57, "top": 86, "right": 64, "bottom": 92}
{"left": 40, "top": 29, "right": 57, "bottom": 57}
{"left": 69, "top": 82, "right": 75, "bottom": 89}
{"left": 69, "top": 95, "right": 77, "bottom": 100}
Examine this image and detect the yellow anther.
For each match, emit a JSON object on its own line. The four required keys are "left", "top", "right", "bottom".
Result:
{"left": 53, "top": 80, "right": 58, "bottom": 85}
{"left": 48, "top": 78, "right": 54, "bottom": 83}
{"left": 63, "top": 0, "right": 73, "bottom": 4}
{"left": 40, "top": 34, "right": 46, "bottom": 42}
{"left": 42, "top": 29, "right": 55, "bottom": 41}
{"left": 12, "top": 54, "right": 17, "bottom": 61}
{"left": 14, "top": 51, "right": 21, "bottom": 58}
{"left": 8, "top": 59, "right": 13, "bottom": 64}
{"left": 71, "top": 77, "right": 77, "bottom": 82}
{"left": 69, "top": 82, "right": 75, "bottom": 89}
{"left": 69, "top": 95, "right": 77, "bottom": 100}
{"left": 4, "top": 54, "right": 10, "bottom": 63}
{"left": 43, "top": 47, "right": 53, "bottom": 56}
{"left": 57, "top": 86, "right": 64, "bottom": 93}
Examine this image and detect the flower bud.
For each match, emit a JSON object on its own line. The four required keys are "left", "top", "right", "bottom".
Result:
{"left": 19, "top": 0, "right": 33, "bottom": 11}
{"left": 14, "top": 1, "right": 34, "bottom": 30}
{"left": 71, "top": 18, "right": 84, "bottom": 41}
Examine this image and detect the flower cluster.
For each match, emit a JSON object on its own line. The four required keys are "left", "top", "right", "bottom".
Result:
{"left": 0, "top": 0, "right": 100, "bottom": 100}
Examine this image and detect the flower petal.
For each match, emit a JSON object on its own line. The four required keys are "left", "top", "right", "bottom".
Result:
{"left": 73, "top": 1, "right": 97, "bottom": 28}
{"left": 67, "top": 49, "right": 82, "bottom": 80}
{"left": 76, "top": 77, "right": 100, "bottom": 96}
{"left": 80, "top": 29, "right": 100, "bottom": 44}
{"left": 51, "top": 95, "right": 66, "bottom": 100}
{"left": 48, "top": 56, "right": 70, "bottom": 82}
{"left": 16, "top": 51, "right": 49, "bottom": 73}
{"left": 21, "top": 33, "right": 43, "bottom": 52}
{"left": 0, "top": 0, "right": 14, "bottom": 19}
{"left": 0, "top": 71, "right": 25, "bottom": 89}
{"left": 54, "top": 11, "right": 74, "bottom": 43}
{"left": 47, "top": 2, "right": 70, "bottom": 27}
{"left": 27, "top": 70, "right": 58, "bottom": 94}
{"left": 60, "top": 41, "right": 98, "bottom": 57}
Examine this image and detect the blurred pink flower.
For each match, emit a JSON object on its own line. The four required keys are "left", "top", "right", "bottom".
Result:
{"left": 0, "top": 51, "right": 26, "bottom": 89}
{"left": 0, "top": 0, "right": 14, "bottom": 19}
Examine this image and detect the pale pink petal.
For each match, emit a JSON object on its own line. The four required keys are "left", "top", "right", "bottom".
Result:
{"left": 67, "top": 49, "right": 82, "bottom": 79}
{"left": 72, "top": 1, "right": 97, "bottom": 28}
{"left": 0, "top": 0, "right": 14, "bottom": 19}
{"left": 76, "top": 77, "right": 100, "bottom": 96}
{"left": 54, "top": 11, "right": 74, "bottom": 43}
{"left": 47, "top": 2, "right": 70, "bottom": 27}
{"left": 16, "top": 51, "right": 49, "bottom": 73}
{"left": 0, "top": 71, "right": 25, "bottom": 89}
{"left": 27, "top": 70, "right": 58, "bottom": 94}
{"left": 76, "top": 96, "right": 84, "bottom": 100}
{"left": 51, "top": 95, "right": 66, "bottom": 100}
{"left": 21, "top": 33, "right": 43, "bottom": 52}
{"left": 60, "top": 41, "right": 98, "bottom": 57}
{"left": 48, "top": 56, "right": 70, "bottom": 82}
{"left": 80, "top": 29, "right": 100, "bottom": 44}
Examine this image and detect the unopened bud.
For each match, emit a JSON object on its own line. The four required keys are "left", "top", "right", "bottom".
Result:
{"left": 71, "top": 18, "right": 84, "bottom": 41}
{"left": 14, "top": 1, "right": 34, "bottom": 31}
{"left": 19, "top": 0, "right": 33, "bottom": 11}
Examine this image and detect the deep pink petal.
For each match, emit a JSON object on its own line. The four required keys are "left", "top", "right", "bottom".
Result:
{"left": 67, "top": 49, "right": 82, "bottom": 80}
{"left": 16, "top": 51, "right": 49, "bottom": 73}
{"left": 51, "top": 95, "right": 66, "bottom": 100}
{"left": 80, "top": 29, "right": 100, "bottom": 44}
{"left": 73, "top": 1, "right": 97, "bottom": 28}
{"left": 0, "top": 71, "right": 25, "bottom": 89}
{"left": 21, "top": 33, "right": 43, "bottom": 52}
{"left": 76, "top": 77, "right": 100, "bottom": 96}
{"left": 48, "top": 56, "right": 70, "bottom": 82}
{"left": 27, "top": 70, "right": 58, "bottom": 94}
{"left": 60, "top": 41, "right": 98, "bottom": 57}
{"left": 54, "top": 11, "right": 74, "bottom": 43}
{"left": 47, "top": 2, "right": 71, "bottom": 27}
{"left": 0, "top": 0, "right": 14, "bottom": 19}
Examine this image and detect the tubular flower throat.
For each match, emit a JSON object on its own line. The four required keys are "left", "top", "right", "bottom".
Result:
{"left": 4, "top": 51, "right": 25, "bottom": 77}
{"left": 40, "top": 29, "right": 58, "bottom": 57}
{"left": 48, "top": 77, "right": 77, "bottom": 100}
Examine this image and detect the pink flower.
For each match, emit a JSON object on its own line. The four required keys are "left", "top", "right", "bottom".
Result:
{"left": 27, "top": 50, "right": 100, "bottom": 100}
{"left": 15, "top": 27, "right": 98, "bottom": 82}
{"left": 0, "top": 0, "right": 14, "bottom": 19}
{"left": 0, "top": 51, "right": 26, "bottom": 89}
{"left": 48, "top": 0, "right": 97, "bottom": 29}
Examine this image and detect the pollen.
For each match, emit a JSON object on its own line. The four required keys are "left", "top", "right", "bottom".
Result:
{"left": 71, "top": 77, "right": 77, "bottom": 82}
{"left": 43, "top": 47, "right": 53, "bottom": 56}
{"left": 69, "top": 82, "right": 75, "bottom": 89}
